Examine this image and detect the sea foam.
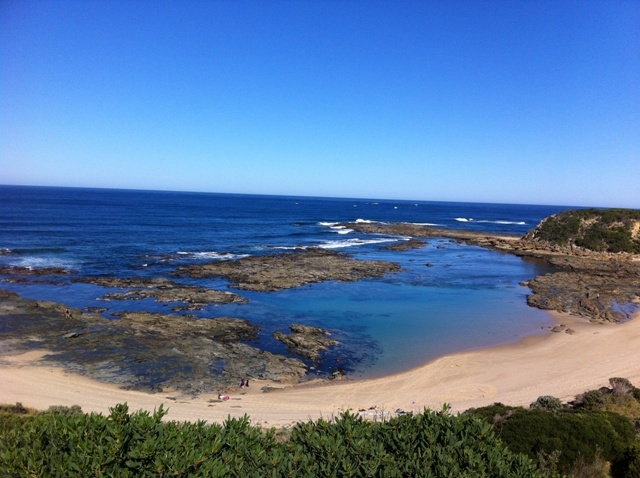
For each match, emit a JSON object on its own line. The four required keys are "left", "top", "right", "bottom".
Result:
{"left": 455, "top": 218, "right": 525, "bottom": 225}
{"left": 176, "top": 251, "right": 249, "bottom": 261}
{"left": 319, "top": 237, "right": 398, "bottom": 249}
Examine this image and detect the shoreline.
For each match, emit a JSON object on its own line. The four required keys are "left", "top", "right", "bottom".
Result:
{"left": 3, "top": 309, "right": 639, "bottom": 428}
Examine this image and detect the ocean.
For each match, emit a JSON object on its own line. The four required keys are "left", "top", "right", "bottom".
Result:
{"left": 0, "top": 185, "right": 571, "bottom": 379}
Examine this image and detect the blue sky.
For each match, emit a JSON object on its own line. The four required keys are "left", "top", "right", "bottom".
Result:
{"left": 1, "top": 1, "right": 639, "bottom": 207}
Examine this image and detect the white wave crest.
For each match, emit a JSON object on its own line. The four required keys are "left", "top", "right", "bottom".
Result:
{"left": 11, "top": 256, "right": 77, "bottom": 270}
{"left": 454, "top": 218, "right": 526, "bottom": 225}
{"left": 319, "top": 237, "right": 398, "bottom": 249}
{"left": 176, "top": 251, "right": 248, "bottom": 261}
{"left": 403, "top": 222, "right": 440, "bottom": 227}
{"left": 318, "top": 221, "right": 355, "bottom": 235}
{"left": 330, "top": 225, "right": 354, "bottom": 234}
{"left": 355, "top": 218, "right": 390, "bottom": 224}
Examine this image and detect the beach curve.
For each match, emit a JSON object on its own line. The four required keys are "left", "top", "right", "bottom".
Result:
{"left": 2, "top": 310, "right": 639, "bottom": 428}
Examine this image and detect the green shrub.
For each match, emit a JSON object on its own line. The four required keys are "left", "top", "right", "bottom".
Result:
{"left": 41, "top": 404, "right": 83, "bottom": 415}
{"left": 617, "top": 441, "right": 640, "bottom": 478}
{"left": 469, "top": 407, "right": 637, "bottom": 476}
{"left": 575, "top": 390, "right": 607, "bottom": 411}
{"left": 286, "top": 407, "right": 543, "bottom": 477}
{"left": 530, "top": 396, "right": 563, "bottom": 412}
{"left": 528, "top": 208, "right": 640, "bottom": 253}
{"left": 0, "top": 402, "right": 37, "bottom": 437}
{"left": 0, "top": 402, "right": 30, "bottom": 415}
{"left": 0, "top": 403, "right": 543, "bottom": 477}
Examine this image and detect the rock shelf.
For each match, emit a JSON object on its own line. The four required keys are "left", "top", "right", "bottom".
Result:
{"left": 0, "top": 290, "right": 309, "bottom": 393}
{"left": 74, "top": 277, "right": 247, "bottom": 307}
{"left": 177, "top": 248, "right": 402, "bottom": 292}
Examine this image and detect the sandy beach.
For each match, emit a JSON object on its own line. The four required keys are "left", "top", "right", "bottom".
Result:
{"left": 2, "top": 310, "right": 639, "bottom": 428}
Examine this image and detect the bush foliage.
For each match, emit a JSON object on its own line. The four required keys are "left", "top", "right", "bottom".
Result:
{"left": 467, "top": 404, "right": 640, "bottom": 477}
{"left": 0, "top": 403, "right": 542, "bottom": 477}
{"left": 4, "top": 378, "right": 640, "bottom": 476}
{"left": 528, "top": 208, "right": 640, "bottom": 253}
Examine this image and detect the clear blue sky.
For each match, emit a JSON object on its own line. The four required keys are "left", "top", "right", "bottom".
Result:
{"left": 1, "top": 1, "right": 639, "bottom": 207}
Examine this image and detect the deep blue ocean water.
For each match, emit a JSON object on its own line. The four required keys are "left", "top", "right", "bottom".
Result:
{"left": 0, "top": 185, "right": 574, "bottom": 378}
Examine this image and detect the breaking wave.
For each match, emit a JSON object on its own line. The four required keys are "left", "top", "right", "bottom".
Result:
{"left": 176, "top": 251, "right": 249, "bottom": 261}
{"left": 7, "top": 256, "right": 77, "bottom": 270}
{"left": 318, "top": 237, "right": 398, "bottom": 249}
{"left": 455, "top": 218, "right": 526, "bottom": 225}
{"left": 402, "top": 221, "right": 440, "bottom": 227}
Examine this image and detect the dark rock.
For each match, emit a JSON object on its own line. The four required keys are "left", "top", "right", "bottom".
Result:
{"left": 177, "top": 248, "right": 402, "bottom": 292}
{"left": 84, "top": 307, "right": 108, "bottom": 314}
{"left": 0, "top": 266, "right": 70, "bottom": 276}
{"left": 523, "top": 268, "right": 640, "bottom": 323}
{"left": 383, "top": 239, "right": 426, "bottom": 251}
{"left": 74, "top": 277, "right": 247, "bottom": 305}
{"left": 0, "top": 290, "right": 308, "bottom": 393}
{"left": 273, "top": 324, "right": 339, "bottom": 362}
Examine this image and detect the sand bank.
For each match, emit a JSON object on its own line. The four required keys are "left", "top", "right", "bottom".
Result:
{"left": 2, "top": 311, "right": 640, "bottom": 428}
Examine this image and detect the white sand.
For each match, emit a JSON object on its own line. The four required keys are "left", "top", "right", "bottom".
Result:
{"left": 2, "top": 311, "right": 639, "bottom": 427}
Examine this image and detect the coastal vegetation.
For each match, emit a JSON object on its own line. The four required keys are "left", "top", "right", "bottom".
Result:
{"left": 523, "top": 208, "right": 640, "bottom": 253}
{"left": 466, "top": 377, "right": 640, "bottom": 477}
{"left": 2, "top": 378, "right": 640, "bottom": 477}
{"left": 0, "top": 404, "right": 541, "bottom": 477}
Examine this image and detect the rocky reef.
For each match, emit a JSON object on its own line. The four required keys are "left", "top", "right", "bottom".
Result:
{"left": 521, "top": 256, "right": 640, "bottom": 322}
{"left": 73, "top": 277, "right": 247, "bottom": 309}
{"left": 0, "top": 265, "right": 71, "bottom": 276}
{"left": 0, "top": 248, "right": 404, "bottom": 392}
{"left": 273, "top": 324, "right": 339, "bottom": 362}
{"left": 383, "top": 239, "right": 427, "bottom": 251}
{"left": 0, "top": 289, "right": 309, "bottom": 394}
{"left": 177, "top": 248, "right": 402, "bottom": 291}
